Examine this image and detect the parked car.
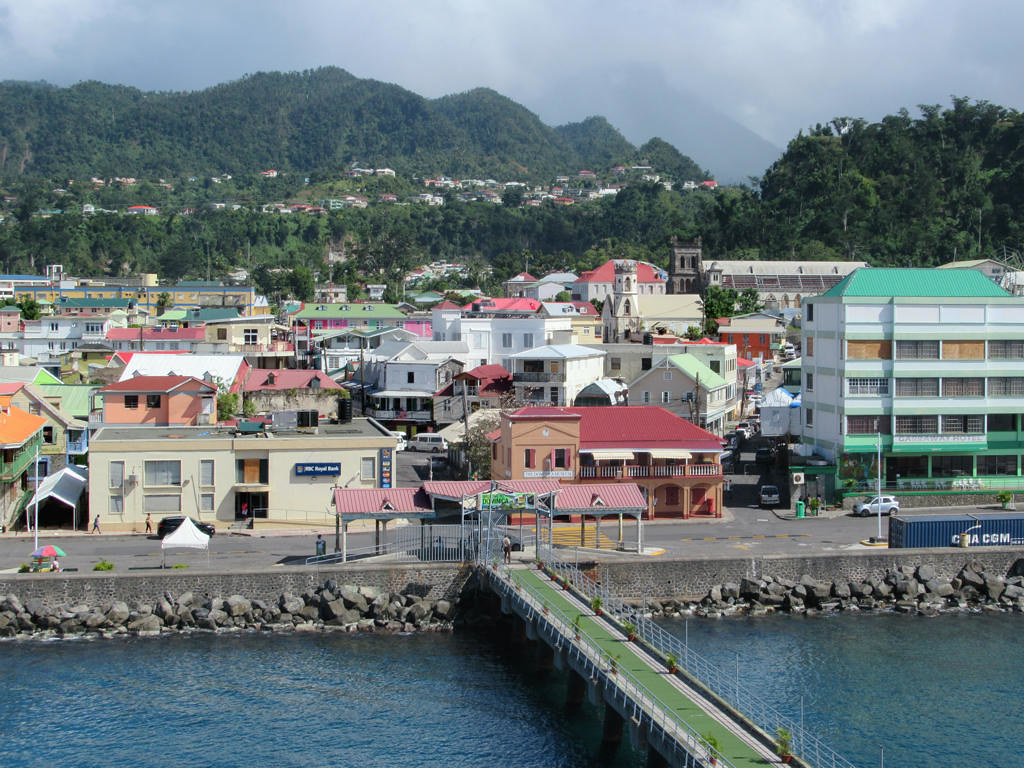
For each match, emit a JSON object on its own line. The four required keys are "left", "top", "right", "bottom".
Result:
{"left": 724, "top": 432, "right": 740, "bottom": 450}
{"left": 408, "top": 433, "right": 448, "bottom": 453}
{"left": 755, "top": 446, "right": 775, "bottom": 463}
{"left": 735, "top": 422, "right": 754, "bottom": 439}
{"left": 389, "top": 431, "right": 407, "bottom": 451}
{"left": 157, "top": 516, "right": 216, "bottom": 538}
{"left": 759, "top": 485, "right": 781, "bottom": 508}
{"left": 852, "top": 496, "right": 900, "bottom": 517}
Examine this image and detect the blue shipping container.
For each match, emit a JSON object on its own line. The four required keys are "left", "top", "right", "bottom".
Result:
{"left": 889, "top": 513, "right": 1024, "bottom": 549}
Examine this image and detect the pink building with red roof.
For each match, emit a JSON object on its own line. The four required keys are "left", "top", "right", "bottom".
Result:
{"left": 491, "top": 406, "right": 724, "bottom": 519}
{"left": 107, "top": 326, "right": 206, "bottom": 353}
{"left": 98, "top": 375, "right": 218, "bottom": 426}
{"left": 570, "top": 259, "right": 666, "bottom": 303}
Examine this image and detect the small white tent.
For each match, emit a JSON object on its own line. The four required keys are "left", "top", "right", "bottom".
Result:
{"left": 160, "top": 517, "right": 210, "bottom": 567}
{"left": 760, "top": 387, "right": 801, "bottom": 437}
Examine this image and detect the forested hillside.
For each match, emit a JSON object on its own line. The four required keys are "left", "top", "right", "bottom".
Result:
{"left": 0, "top": 68, "right": 701, "bottom": 181}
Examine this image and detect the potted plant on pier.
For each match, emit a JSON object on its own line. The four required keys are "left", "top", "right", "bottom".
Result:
{"left": 703, "top": 733, "right": 720, "bottom": 766}
{"left": 996, "top": 490, "right": 1013, "bottom": 509}
{"left": 609, "top": 653, "right": 620, "bottom": 675}
{"left": 622, "top": 621, "right": 637, "bottom": 642}
{"left": 541, "top": 601, "right": 549, "bottom": 615}
{"left": 590, "top": 596, "right": 603, "bottom": 616}
{"left": 775, "top": 727, "right": 793, "bottom": 764}
{"left": 561, "top": 576, "right": 570, "bottom": 590}
{"left": 572, "top": 614, "right": 582, "bottom": 641}
{"left": 665, "top": 652, "right": 678, "bottom": 674}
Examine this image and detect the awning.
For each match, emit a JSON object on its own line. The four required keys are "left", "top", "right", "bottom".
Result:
{"left": 28, "top": 466, "right": 88, "bottom": 509}
{"left": 582, "top": 451, "right": 635, "bottom": 461}
{"left": 646, "top": 450, "right": 692, "bottom": 460}
{"left": 369, "top": 390, "right": 434, "bottom": 399}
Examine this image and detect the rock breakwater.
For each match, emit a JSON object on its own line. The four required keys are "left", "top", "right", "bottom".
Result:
{"left": 643, "top": 560, "right": 1024, "bottom": 618}
{"left": 0, "top": 577, "right": 460, "bottom": 639}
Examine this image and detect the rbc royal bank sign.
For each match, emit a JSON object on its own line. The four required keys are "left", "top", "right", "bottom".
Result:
{"left": 294, "top": 462, "right": 341, "bottom": 477}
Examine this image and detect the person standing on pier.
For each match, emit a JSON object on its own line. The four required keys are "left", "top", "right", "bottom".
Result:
{"left": 502, "top": 535, "right": 512, "bottom": 564}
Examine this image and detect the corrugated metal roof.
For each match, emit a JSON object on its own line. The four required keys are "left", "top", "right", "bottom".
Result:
{"left": 422, "top": 479, "right": 562, "bottom": 500}
{"left": 554, "top": 483, "right": 646, "bottom": 511}
{"left": 332, "top": 488, "right": 432, "bottom": 516}
{"left": 665, "top": 354, "right": 727, "bottom": 390}
{"left": 822, "top": 268, "right": 1010, "bottom": 298}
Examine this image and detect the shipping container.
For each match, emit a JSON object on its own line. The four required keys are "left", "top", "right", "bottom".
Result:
{"left": 889, "top": 513, "right": 1024, "bottom": 549}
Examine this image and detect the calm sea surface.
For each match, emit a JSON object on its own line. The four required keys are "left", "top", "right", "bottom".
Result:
{"left": 1, "top": 613, "right": 1020, "bottom": 768}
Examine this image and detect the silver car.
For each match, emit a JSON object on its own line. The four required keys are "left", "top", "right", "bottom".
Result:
{"left": 852, "top": 495, "right": 900, "bottom": 516}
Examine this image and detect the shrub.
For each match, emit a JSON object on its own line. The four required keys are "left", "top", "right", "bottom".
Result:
{"left": 92, "top": 559, "right": 114, "bottom": 571}
{"left": 18, "top": 562, "right": 30, "bottom": 573}
{"left": 172, "top": 563, "right": 188, "bottom": 569}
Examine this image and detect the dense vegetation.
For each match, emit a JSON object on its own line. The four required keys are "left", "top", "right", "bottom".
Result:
{"left": 0, "top": 68, "right": 704, "bottom": 182}
{"left": 1, "top": 80, "right": 1023, "bottom": 302}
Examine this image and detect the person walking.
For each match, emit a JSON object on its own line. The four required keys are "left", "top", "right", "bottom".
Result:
{"left": 315, "top": 533, "right": 326, "bottom": 556}
{"left": 91, "top": 515, "right": 100, "bottom": 534}
{"left": 502, "top": 534, "right": 512, "bottom": 564}
{"left": 145, "top": 514, "right": 153, "bottom": 535}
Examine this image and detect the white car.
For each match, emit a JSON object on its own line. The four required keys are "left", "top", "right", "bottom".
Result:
{"left": 389, "top": 431, "right": 407, "bottom": 451}
{"left": 852, "top": 495, "right": 900, "bottom": 517}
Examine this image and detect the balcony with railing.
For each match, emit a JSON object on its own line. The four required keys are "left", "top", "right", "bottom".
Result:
{"left": 367, "top": 408, "right": 432, "bottom": 421}
{"left": 578, "top": 463, "right": 722, "bottom": 480}
{"left": 514, "top": 371, "right": 566, "bottom": 383}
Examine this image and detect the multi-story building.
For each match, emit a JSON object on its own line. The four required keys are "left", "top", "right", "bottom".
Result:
{"left": 363, "top": 341, "right": 468, "bottom": 431}
{"left": 431, "top": 304, "right": 574, "bottom": 369}
{"left": 0, "top": 405, "right": 46, "bottom": 531}
{"left": 490, "top": 405, "right": 724, "bottom": 518}
{"left": 509, "top": 344, "right": 605, "bottom": 407}
{"left": 716, "top": 312, "right": 787, "bottom": 362}
{"left": 570, "top": 259, "right": 666, "bottom": 303}
{"left": 21, "top": 313, "right": 123, "bottom": 371}
{"left": 96, "top": 375, "right": 218, "bottom": 428}
{"left": 801, "top": 268, "right": 1024, "bottom": 495}
{"left": 628, "top": 354, "right": 733, "bottom": 435}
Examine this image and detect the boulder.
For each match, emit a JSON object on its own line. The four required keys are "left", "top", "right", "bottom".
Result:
{"left": 1, "top": 594, "right": 23, "bottom": 614}
{"left": 721, "top": 582, "right": 740, "bottom": 600}
{"left": 358, "top": 586, "right": 382, "bottom": 601}
{"left": 224, "top": 595, "right": 251, "bottom": 617}
{"left": 25, "top": 598, "right": 46, "bottom": 618}
{"left": 831, "top": 582, "right": 851, "bottom": 600}
{"left": 433, "top": 600, "right": 455, "bottom": 621}
{"left": 105, "top": 601, "right": 131, "bottom": 625}
{"left": 925, "top": 580, "right": 955, "bottom": 598}
{"left": 154, "top": 598, "right": 175, "bottom": 619}
{"left": 916, "top": 564, "right": 936, "bottom": 583}
{"left": 84, "top": 611, "right": 108, "bottom": 630}
{"left": 708, "top": 585, "right": 723, "bottom": 603}
{"left": 176, "top": 591, "right": 194, "bottom": 608}
{"left": 320, "top": 599, "right": 348, "bottom": 621}
{"left": 339, "top": 588, "right": 369, "bottom": 614}
{"left": 128, "top": 614, "right": 162, "bottom": 634}
{"left": 959, "top": 566, "right": 985, "bottom": 590}
{"left": 279, "top": 594, "right": 304, "bottom": 615}
{"left": 299, "top": 604, "right": 321, "bottom": 622}
{"left": 739, "top": 578, "right": 762, "bottom": 600}
{"left": 207, "top": 608, "right": 229, "bottom": 627}
{"left": 765, "top": 582, "right": 787, "bottom": 597}
{"left": 1003, "top": 584, "right": 1024, "bottom": 601}
{"left": 983, "top": 577, "right": 1005, "bottom": 601}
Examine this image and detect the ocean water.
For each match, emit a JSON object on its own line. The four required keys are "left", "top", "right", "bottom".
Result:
{"left": 1, "top": 614, "right": 1020, "bottom": 768}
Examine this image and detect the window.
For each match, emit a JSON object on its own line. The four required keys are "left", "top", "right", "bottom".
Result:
{"left": 978, "top": 455, "right": 1018, "bottom": 475}
{"left": 501, "top": 333, "right": 512, "bottom": 348}
{"left": 846, "top": 415, "right": 891, "bottom": 435}
{"left": 989, "top": 378, "right": 1024, "bottom": 396}
{"left": 806, "top": 408, "right": 814, "bottom": 426}
{"left": 28, "top": 403, "right": 40, "bottom": 415}
{"left": 942, "top": 415, "right": 984, "bottom": 434}
{"left": 663, "top": 371, "right": 672, "bottom": 381}
{"left": 243, "top": 328, "right": 258, "bottom": 345}
{"left": 847, "top": 340, "right": 892, "bottom": 360}
{"left": 49, "top": 322, "right": 58, "bottom": 332}
{"left": 895, "top": 340, "right": 939, "bottom": 360}
{"left": 989, "top": 340, "right": 1024, "bottom": 359}
{"left": 895, "top": 378, "right": 939, "bottom": 397}
{"left": 805, "top": 373, "right": 814, "bottom": 391}
{"left": 848, "top": 378, "right": 889, "bottom": 396}
{"left": 42, "top": 426, "right": 54, "bottom": 444}
{"left": 610, "top": 357, "right": 621, "bottom": 371}
{"left": 145, "top": 460, "right": 181, "bottom": 486}
{"left": 942, "top": 341, "right": 984, "bottom": 360}
{"left": 661, "top": 391, "right": 670, "bottom": 404}
{"left": 806, "top": 337, "right": 814, "bottom": 357}
{"left": 931, "top": 455, "right": 973, "bottom": 478}
{"left": 217, "top": 327, "right": 228, "bottom": 340}
{"left": 236, "top": 458, "right": 268, "bottom": 484}
{"left": 642, "top": 391, "right": 650, "bottom": 404}
{"left": 360, "top": 456, "right": 375, "bottom": 480}
{"left": 553, "top": 448, "right": 568, "bottom": 469}
{"left": 407, "top": 371, "right": 415, "bottom": 384}
{"left": 641, "top": 358, "right": 652, "bottom": 370}
{"left": 806, "top": 304, "right": 814, "bottom": 322}
{"left": 524, "top": 449, "right": 535, "bottom": 468}
{"left": 895, "top": 415, "right": 939, "bottom": 434}
{"left": 109, "top": 461, "right": 124, "bottom": 489}
{"left": 124, "top": 395, "right": 139, "bottom": 409}
{"left": 109, "top": 496, "right": 123, "bottom": 515}
{"left": 988, "top": 414, "right": 1016, "bottom": 432}
{"left": 549, "top": 387, "right": 559, "bottom": 403}
{"left": 665, "top": 486, "right": 679, "bottom": 505}
{"left": 200, "top": 493, "right": 215, "bottom": 512}
{"left": 760, "top": 334, "right": 767, "bottom": 344}
{"left": 146, "top": 394, "right": 161, "bottom": 408}
{"left": 145, "top": 494, "right": 181, "bottom": 513}
{"left": 200, "top": 459, "right": 215, "bottom": 486}
{"left": 942, "top": 378, "right": 984, "bottom": 397}
{"left": 523, "top": 333, "right": 533, "bottom": 348}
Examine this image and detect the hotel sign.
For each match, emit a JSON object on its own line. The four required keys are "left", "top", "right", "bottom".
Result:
{"left": 295, "top": 462, "right": 341, "bottom": 477}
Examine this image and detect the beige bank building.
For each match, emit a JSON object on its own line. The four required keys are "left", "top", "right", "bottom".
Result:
{"left": 89, "top": 419, "right": 397, "bottom": 532}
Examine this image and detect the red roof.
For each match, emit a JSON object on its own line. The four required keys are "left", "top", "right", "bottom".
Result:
{"left": 438, "top": 364, "right": 512, "bottom": 397}
{"left": 243, "top": 369, "right": 341, "bottom": 392}
{"left": 107, "top": 327, "right": 206, "bottom": 341}
{"left": 570, "top": 301, "right": 597, "bottom": 316}
{"left": 509, "top": 406, "right": 722, "bottom": 452}
{"left": 99, "top": 375, "right": 215, "bottom": 394}
{"left": 0, "top": 383, "right": 24, "bottom": 396}
{"left": 460, "top": 297, "right": 541, "bottom": 313}
{"left": 332, "top": 488, "right": 432, "bottom": 516}
{"left": 422, "top": 479, "right": 562, "bottom": 500}
{"left": 433, "top": 300, "right": 461, "bottom": 310}
{"left": 508, "top": 272, "right": 537, "bottom": 282}
{"left": 737, "top": 357, "right": 756, "bottom": 367}
{"left": 574, "top": 260, "right": 665, "bottom": 284}
{"left": 554, "top": 483, "right": 647, "bottom": 510}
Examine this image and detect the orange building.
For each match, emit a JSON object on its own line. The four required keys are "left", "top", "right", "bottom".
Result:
{"left": 490, "top": 406, "right": 724, "bottom": 519}
{"left": 98, "top": 376, "right": 218, "bottom": 427}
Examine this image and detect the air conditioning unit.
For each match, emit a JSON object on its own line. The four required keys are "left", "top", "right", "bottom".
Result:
{"left": 792, "top": 472, "right": 805, "bottom": 485}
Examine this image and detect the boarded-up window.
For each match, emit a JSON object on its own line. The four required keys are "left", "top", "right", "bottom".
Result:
{"left": 942, "top": 341, "right": 984, "bottom": 360}
{"left": 806, "top": 337, "right": 814, "bottom": 356}
{"left": 847, "top": 340, "right": 891, "bottom": 360}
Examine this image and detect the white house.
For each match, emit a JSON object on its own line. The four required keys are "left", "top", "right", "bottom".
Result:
{"left": 509, "top": 344, "right": 606, "bottom": 407}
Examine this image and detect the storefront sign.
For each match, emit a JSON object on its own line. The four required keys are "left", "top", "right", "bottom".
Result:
{"left": 295, "top": 462, "right": 341, "bottom": 477}
{"left": 379, "top": 448, "right": 393, "bottom": 488}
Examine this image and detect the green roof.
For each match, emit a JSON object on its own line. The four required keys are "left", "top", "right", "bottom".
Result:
{"left": 822, "top": 268, "right": 1011, "bottom": 298}
{"left": 665, "top": 353, "right": 727, "bottom": 389}
{"left": 292, "top": 302, "right": 406, "bottom": 320}
{"left": 36, "top": 384, "right": 96, "bottom": 419}
{"left": 156, "top": 310, "right": 187, "bottom": 321}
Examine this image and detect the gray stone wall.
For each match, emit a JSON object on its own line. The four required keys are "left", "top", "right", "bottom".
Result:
{"left": 0, "top": 563, "right": 471, "bottom": 612}
{"left": 592, "top": 549, "right": 1024, "bottom": 599}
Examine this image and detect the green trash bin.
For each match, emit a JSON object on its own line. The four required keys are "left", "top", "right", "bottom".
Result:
{"left": 795, "top": 500, "right": 805, "bottom": 518}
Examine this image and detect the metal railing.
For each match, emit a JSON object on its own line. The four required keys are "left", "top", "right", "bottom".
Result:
{"left": 546, "top": 560, "right": 857, "bottom": 768}
{"left": 495, "top": 566, "right": 736, "bottom": 768}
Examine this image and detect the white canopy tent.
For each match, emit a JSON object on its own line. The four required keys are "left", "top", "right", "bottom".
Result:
{"left": 160, "top": 517, "right": 210, "bottom": 567}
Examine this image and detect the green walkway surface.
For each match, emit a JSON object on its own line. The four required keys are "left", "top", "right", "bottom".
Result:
{"left": 511, "top": 567, "right": 774, "bottom": 768}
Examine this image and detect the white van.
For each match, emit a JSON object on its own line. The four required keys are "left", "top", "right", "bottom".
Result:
{"left": 409, "top": 433, "right": 448, "bottom": 453}
{"left": 389, "top": 431, "right": 407, "bottom": 451}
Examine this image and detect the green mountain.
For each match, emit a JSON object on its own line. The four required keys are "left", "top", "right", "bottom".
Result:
{"left": 0, "top": 67, "right": 703, "bottom": 182}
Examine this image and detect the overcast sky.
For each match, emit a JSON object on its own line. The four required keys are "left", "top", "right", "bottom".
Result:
{"left": 1, "top": 0, "right": 1021, "bottom": 148}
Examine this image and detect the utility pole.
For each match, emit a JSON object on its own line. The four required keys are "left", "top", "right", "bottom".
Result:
{"left": 359, "top": 344, "right": 366, "bottom": 416}
{"left": 461, "top": 378, "right": 472, "bottom": 477}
